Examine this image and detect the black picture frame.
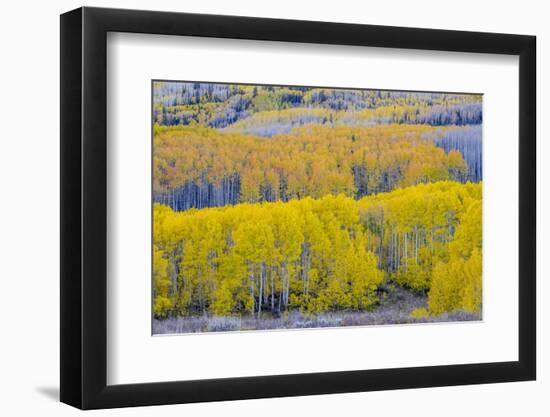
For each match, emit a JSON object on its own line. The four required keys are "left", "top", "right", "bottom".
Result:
{"left": 60, "top": 6, "right": 536, "bottom": 410}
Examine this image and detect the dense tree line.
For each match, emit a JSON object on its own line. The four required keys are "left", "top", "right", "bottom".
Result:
{"left": 153, "top": 81, "right": 482, "bottom": 130}
{"left": 153, "top": 181, "right": 482, "bottom": 319}
{"left": 224, "top": 103, "right": 481, "bottom": 137}
{"left": 434, "top": 125, "right": 482, "bottom": 182}
{"left": 154, "top": 173, "right": 241, "bottom": 211}
{"left": 154, "top": 124, "right": 470, "bottom": 210}
{"left": 428, "top": 200, "right": 482, "bottom": 315}
{"left": 152, "top": 82, "right": 484, "bottom": 324}
{"left": 358, "top": 182, "right": 481, "bottom": 294}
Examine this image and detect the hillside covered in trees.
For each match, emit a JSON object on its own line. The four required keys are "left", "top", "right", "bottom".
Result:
{"left": 152, "top": 81, "right": 482, "bottom": 333}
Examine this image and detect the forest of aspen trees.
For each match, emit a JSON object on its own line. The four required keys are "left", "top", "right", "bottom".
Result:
{"left": 152, "top": 81, "right": 482, "bottom": 334}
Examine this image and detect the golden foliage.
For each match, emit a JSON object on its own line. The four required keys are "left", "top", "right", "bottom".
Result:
{"left": 153, "top": 181, "right": 481, "bottom": 318}
{"left": 153, "top": 124, "right": 468, "bottom": 200}
{"left": 428, "top": 201, "right": 482, "bottom": 315}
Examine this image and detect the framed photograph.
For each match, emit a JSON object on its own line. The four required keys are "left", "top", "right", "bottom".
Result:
{"left": 60, "top": 6, "right": 536, "bottom": 409}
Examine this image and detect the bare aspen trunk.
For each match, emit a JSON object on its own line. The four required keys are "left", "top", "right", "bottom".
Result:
{"left": 367, "top": 229, "right": 370, "bottom": 252}
{"left": 250, "top": 283, "right": 255, "bottom": 315}
{"left": 415, "top": 225, "right": 419, "bottom": 265}
{"left": 397, "top": 227, "right": 400, "bottom": 269}
{"left": 378, "top": 216, "right": 384, "bottom": 268}
{"left": 280, "top": 261, "right": 287, "bottom": 310}
{"left": 271, "top": 266, "right": 275, "bottom": 311}
{"left": 403, "top": 232, "right": 409, "bottom": 267}
{"left": 390, "top": 226, "right": 394, "bottom": 271}
{"left": 258, "top": 264, "right": 263, "bottom": 316}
